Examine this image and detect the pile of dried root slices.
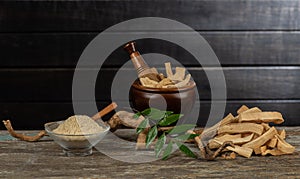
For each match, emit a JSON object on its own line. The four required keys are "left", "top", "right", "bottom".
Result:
{"left": 205, "top": 105, "right": 295, "bottom": 159}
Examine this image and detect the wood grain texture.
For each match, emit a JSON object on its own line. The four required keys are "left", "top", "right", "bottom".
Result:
{"left": 0, "top": 67, "right": 299, "bottom": 102}
{"left": 0, "top": 127, "right": 299, "bottom": 178}
{"left": 1, "top": 32, "right": 300, "bottom": 67}
{"left": 1, "top": 0, "right": 300, "bottom": 32}
{"left": 1, "top": 100, "right": 299, "bottom": 130}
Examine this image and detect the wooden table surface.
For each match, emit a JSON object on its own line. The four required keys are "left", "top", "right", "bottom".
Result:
{"left": 0, "top": 127, "right": 299, "bottom": 178}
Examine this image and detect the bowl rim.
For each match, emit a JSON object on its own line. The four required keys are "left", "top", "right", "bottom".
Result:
{"left": 131, "top": 79, "right": 196, "bottom": 93}
{"left": 44, "top": 120, "right": 110, "bottom": 137}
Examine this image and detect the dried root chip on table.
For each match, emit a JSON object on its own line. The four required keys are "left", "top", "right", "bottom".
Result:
{"left": 204, "top": 105, "right": 295, "bottom": 158}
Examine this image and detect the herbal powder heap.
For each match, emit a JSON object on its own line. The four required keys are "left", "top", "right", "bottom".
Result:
{"left": 53, "top": 115, "right": 104, "bottom": 135}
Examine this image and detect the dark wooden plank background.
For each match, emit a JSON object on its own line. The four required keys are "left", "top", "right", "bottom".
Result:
{"left": 1, "top": 32, "right": 300, "bottom": 67}
{"left": 1, "top": 0, "right": 300, "bottom": 129}
{"left": 1, "top": 0, "right": 300, "bottom": 31}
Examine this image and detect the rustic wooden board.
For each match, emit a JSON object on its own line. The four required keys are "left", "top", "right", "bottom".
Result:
{"left": 1, "top": 100, "right": 299, "bottom": 130}
{"left": 0, "top": 67, "right": 299, "bottom": 102}
{"left": 0, "top": 127, "right": 299, "bottom": 178}
{"left": 1, "top": 0, "right": 300, "bottom": 32}
{"left": 1, "top": 32, "right": 300, "bottom": 67}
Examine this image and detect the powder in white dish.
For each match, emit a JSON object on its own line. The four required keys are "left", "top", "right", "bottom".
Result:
{"left": 53, "top": 115, "right": 104, "bottom": 135}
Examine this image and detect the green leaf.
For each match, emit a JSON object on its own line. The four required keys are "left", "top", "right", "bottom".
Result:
{"left": 175, "top": 133, "right": 199, "bottom": 141}
{"left": 155, "top": 133, "right": 166, "bottom": 157}
{"left": 141, "top": 108, "right": 152, "bottom": 116}
{"left": 145, "top": 126, "right": 158, "bottom": 148}
{"left": 175, "top": 142, "right": 197, "bottom": 158}
{"left": 140, "top": 108, "right": 166, "bottom": 120}
{"left": 164, "top": 111, "right": 174, "bottom": 117}
{"left": 158, "top": 114, "right": 184, "bottom": 126}
{"left": 168, "top": 124, "right": 195, "bottom": 135}
{"left": 133, "top": 112, "right": 141, "bottom": 119}
{"left": 148, "top": 108, "right": 166, "bottom": 120}
{"left": 162, "top": 141, "right": 173, "bottom": 160}
{"left": 136, "top": 118, "right": 149, "bottom": 134}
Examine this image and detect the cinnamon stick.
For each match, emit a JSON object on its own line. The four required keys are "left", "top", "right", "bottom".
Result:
{"left": 92, "top": 102, "right": 118, "bottom": 120}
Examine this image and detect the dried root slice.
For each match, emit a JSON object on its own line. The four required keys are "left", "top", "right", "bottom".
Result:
{"left": 241, "top": 133, "right": 254, "bottom": 137}
{"left": 166, "top": 65, "right": 186, "bottom": 81}
{"left": 215, "top": 134, "right": 242, "bottom": 140}
{"left": 266, "top": 136, "right": 278, "bottom": 148}
{"left": 275, "top": 134, "right": 295, "bottom": 154}
{"left": 253, "top": 147, "right": 262, "bottom": 155}
{"left": 230, "top": 133, "right": 254, "bottom": 145}
{"left": 208, "top": 139, "right": 228, "bottom": 150}
{"left": 209, "top": 133, "right": 253, "bottom": 149}
{"left": 218, "top": 123, "right": 264, "bottom": 136}
{"left": 172, "top": 67, "right": 186, "bottom": 81}
{"left": 279, "top": 129, "right": 286, "bottom": 139}
{"left": 234, "top": 107, "right": 262, "bottom": 121}
{"left": 239, "top": 112, "right": 284, "bottom": 124}
{"left": 252, "top": 134, "right": 260, "bottom": 140}
{"left": 226, "top": 145, "right": 253, "bottom": 158}
{"left": 220, "top": 113, "right": 237, "bottom": 126}
{"left": 139, "top": 62, "right": 192, "bottom": 89}
{"left": 240, "top": 107, "right": 262, "bottom": 114}
{"left": 158, "top": 73, "right": 165, "bottom": 80}
{"left": 165, "top": 62, "right": 173, "bottom": 78}
{"left": 253, "top": 145, "right": 269, "bottom": 155}
{"left": 201, "top": 113, "right": 236, "bottom": 140}
{"left": 261, "top": 123, "right": 271, "bottom": 131}
{"left": 237, "top": 105, "right": 249, "bottom": 114}
{"left": 158, "top": 78, "right": 174, "bottom": 87}
{"left": 260, "top": 145, "right": 267, "bottom": 153}
{"left": 175, "top": 74, "right": 191, "bottom": 88}
{"left": 243, "top": 127, "right": 277, "bottom": 149}
{"left": 262, "top": 149, "right": 285, "bottom": 156}
{"left": 2, "top": 120, "right": 46, "bottom": 142}
{"left": 139, "top": 77, "right": 159, "bottom": 88}
{"left": 222, "top": 152, "right": 236, "bottom": 160}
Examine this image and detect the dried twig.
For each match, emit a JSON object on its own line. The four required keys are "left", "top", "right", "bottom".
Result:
{"left": 207, "top": 141, "right": 235, "bottom": 160}
{"left": 2, "top": 120, "right": 46, "bottom": 142}
{"left": 188, "top": 130, "right": 206, "bottom": 158}
{"left": 188, "top": 130, "right": 235, "bottom": 160}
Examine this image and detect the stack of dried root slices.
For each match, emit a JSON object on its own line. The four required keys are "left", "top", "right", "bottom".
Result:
{"left": 139, "top": 62, "right": 191, "bottom": 88}
{"left": 207, "top": 105, "right": 295, "bottom": 158}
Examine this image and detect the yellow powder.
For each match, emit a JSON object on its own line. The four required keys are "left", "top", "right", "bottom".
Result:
{"left": 53, "top": 115, "right": 104, "bottom": 135}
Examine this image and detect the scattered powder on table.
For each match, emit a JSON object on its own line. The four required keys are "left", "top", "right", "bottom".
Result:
{"left": 53, "top": 115, "right": 104, "bottom": 135}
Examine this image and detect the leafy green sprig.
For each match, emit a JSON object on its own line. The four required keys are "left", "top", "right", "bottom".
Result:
{"left": 135, "top": 108, "right": 198, "bottom": 160}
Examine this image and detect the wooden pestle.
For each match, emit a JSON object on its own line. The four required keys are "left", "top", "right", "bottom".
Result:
{"left": 124, "top": 42, "right": 160, "bottom": 82}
